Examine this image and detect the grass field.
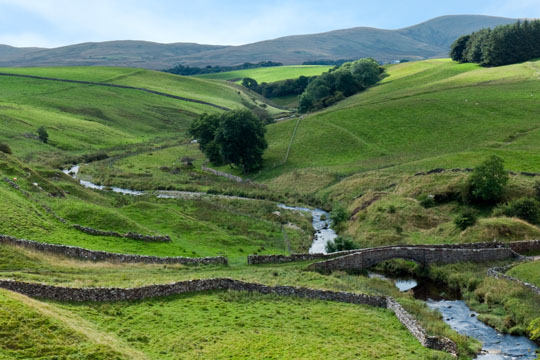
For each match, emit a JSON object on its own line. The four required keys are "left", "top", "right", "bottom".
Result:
{"left": 0, "top": 66, "right": 282, "bottom": 164}
{"left": 196, "top": 65, "right": 332, "bottom": 83}
{"left": 1, "top": 60, "right": 540, "bottom": 359}
{"left": 0, "top": 244, "right": 479, "bottom": 359}
{"left": 507, "top": 261, "right": 540, "bottom": 287}
{"left": 0, "top": 287, "right": 452, "bottom": 360}
{"left": 260, "top": 59, "right": 540, "bottom": 192}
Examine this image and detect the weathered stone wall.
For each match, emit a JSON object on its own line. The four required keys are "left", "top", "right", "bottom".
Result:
{"left": 248, "top": 241, "right": 511, "bottom": 265}
{"left": 413, "top": 167, "right": 540, "bottom": 177}
{"left": 72, "top": 225, "right": 171, "bottom": 242}
{"left": 0, "top": 277, "right": 456, "bottom": 355}
{"left": 3, "top": 177, "right": 67, "bottom": 223}
{"left": 201, "top": 163, "right": 246, "bottom": 183}
{"left": 0, "top": 235, "right": 227, "bottom": 265}
{"left": 308, "top": 246, "right": 517, "bottom": 273}
{"left": 3, "top": 177, "right": 172, "bottom": 242}
{"left": 508, "top": 240, "right": 540, "bottom": 254}
{"left": 487, "top": 264, "right": 540, "bottom": 296}
{"left": 386, "top": 298, "right": 457, "bottom": 355}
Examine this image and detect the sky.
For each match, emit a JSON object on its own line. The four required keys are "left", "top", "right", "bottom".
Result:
{"left": 0, "top": 0, "right": 539, "bottom": 48}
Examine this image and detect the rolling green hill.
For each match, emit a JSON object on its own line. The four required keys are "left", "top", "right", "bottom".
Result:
{"left": 196, "top": 65, "right": 332, "bottom": 83}
{"left": 0, "top": 16, "right": 519, "bottom": 68}
{"left": 261, "top": 59, "right": 540, "bottom": 191}
{"left": 0, "top": 66, "right": 282, "bottom": 162}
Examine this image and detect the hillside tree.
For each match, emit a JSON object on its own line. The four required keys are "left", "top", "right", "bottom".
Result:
{"left": 190, "top": 109, "right": 267, "bottom": 173}
{"left": 468, "top": 155, "right": 509, "bottom": 203}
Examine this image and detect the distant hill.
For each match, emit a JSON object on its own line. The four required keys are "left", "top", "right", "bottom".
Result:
{"left": 0, "top": 15, "right": 519, "bottom": 69}
{"left": 0, "top": 41, "right": 226, "bottom": 69}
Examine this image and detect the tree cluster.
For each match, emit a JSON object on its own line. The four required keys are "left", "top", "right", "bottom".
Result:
{"left": 450, "top": 20, "right": 540, "bottom": 66}
{"left": 242, "top": 76, "right": 315, "bottom": 98}
{"left": 164, "top": 61, "right": 283, "bottom": 76}
{"left": 189, "top": 110, "right": 267, "bottom": 173}
{"left": 298, "top": 58, "right": 386, "bottom": 113}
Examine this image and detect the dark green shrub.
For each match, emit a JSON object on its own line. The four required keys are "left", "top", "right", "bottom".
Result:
{"left": 468, "top": 155, "right": 509, "bottom": 203}
{"left": 494, "top": 198, "right": 540, "bottom": 225}
{"left": 330, "top": 205, "right": 348, "bottom": 226}
{"left": 326, "top": 236, "right": 357, "bottom": 253}
{"left": 534, "top": 181, "right": 540, "bottom": 202}
{"left": 0, "top": 143, "right": 12, "bottom": 154}
{"left": 37, "top": 126, "right": 49, "bottom": 143}
{"left": 419, "top": 194, "right": 436, "bottom": 208}
{"left": 454, "top": 211, "right": 477, "bottom": 230}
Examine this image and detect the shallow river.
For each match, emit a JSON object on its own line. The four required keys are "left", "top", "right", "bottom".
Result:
{"left": 370, "top": 273, "right": 539, "bottom": 359}
{"left": 64, "top": 165, "right": 537, "bottom": 357}
{"left": 63, "top": 165, "right": 338, "bottom": 254}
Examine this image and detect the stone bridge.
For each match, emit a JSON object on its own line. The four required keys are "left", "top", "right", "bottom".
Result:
{"left": 308, "top": 245, "right": 518, "bottom": 273}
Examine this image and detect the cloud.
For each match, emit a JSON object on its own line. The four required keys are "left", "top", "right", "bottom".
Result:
{"left": 0, "top": 0, "right": 374, "bottom": 46}
{"left": 482, "top": 0, "right": 540, "bottom": 18}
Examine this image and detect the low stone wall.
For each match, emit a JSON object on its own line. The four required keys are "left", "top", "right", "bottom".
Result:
{"left": 413, "top": 168, "right": 540, "bottom": 177}
{"left": 487, "top": 264, "right": 540, "bottom": 296}
{"left": 308, "top": 246, "right": 517, "bottom": 273}
{"left": 3, "top": 177, "right": 67, "bottom": 223}
{"left": 0, "top": 277, "right": 456, "bottom": 355}
{"left": 201, "top": 163, "right": 246, "bottom": 183}
{"left": 72, "top": 225, "right": 171, "bottom": 242}
{"left": 387, "top": 298, "right": 457, "bottom": 355}
{"left": 248, "top": 241, "right": 512, "bottom": 265}
{"left": 509, "top": 240, "right": 540, "bottom": 254}
{"left": 0, "top": 235, "right": 227, "bottom": 266}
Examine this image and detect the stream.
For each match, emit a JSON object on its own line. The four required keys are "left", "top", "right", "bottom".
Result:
{"left": 369, "top": 272, "right": 539, "bottom": 359}
{"left": 63, "top": 165, "right": 537, "bottom": 357}
{"left": 63, "top": 165, "right": 339, "bottom": 254}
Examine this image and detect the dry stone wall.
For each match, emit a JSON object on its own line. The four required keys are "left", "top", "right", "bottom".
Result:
{"left": 387, "top": 298, "right": 457, "bottom": 355}
{"left": 3, "top": 177, "right": 172, "bottom": 242}
{"left": 0, "top": 235, "right": 227, "bottom": 265}
{"left": 508, "top": 240, "right": 540, "bottom": 254}
{"left": 487, "top": 264, "right": 540, "bottom": 296}
{"left": 249, "top": 241, "right": 515, "bottom": 265}
{"left": 413, "top": 167, "right": 540, "bottom": 177}
{"left": 201, "top": 163, "right": 246, "bottom": 183}
{"left": 72, "top": 225, "right": 171, "bottom": 242}
{"left": 0, "top": 277, "right": 456, "bottom": 355}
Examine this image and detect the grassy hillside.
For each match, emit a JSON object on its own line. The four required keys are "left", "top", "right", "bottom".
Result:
{"left": 0, "top": 66, "right": 282, "bottom": 163}
{"left": 507, "top": 261, "right": 540, "bottom": 287}
{"left": 196, "top": 65, "right": 332, "bottom": 83}
{"left": 262, "top": 59, "right": 540, "bottom": 191}
{"left": 0, "top": 243, "right": 478, "bottom": 359}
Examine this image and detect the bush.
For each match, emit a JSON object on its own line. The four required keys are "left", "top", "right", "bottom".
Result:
{"left": 454, "top": 211, "right": 477, "bottom": 230}
{"left": 529, "top": 317, "right": 540, "bottom": 340}
{"left": 418, "top": 194, "right": 436, "bottom": 208}
{"left": 0, "top": 143, "right": 12, "bottom": 154}
{"left": 534, "top": 181, "right": 540, "bottom": 202}
{"left": 37, "top": 126, "right": 49, "bottom": 143}
{"left": 468, "top": 155, "right": 509, "bottom": 204}
{"left": 330, "top": 205, "right": 348, "bottom": 226}
{"left": 326, "top": 236, "right": 357, "bottom": 253}
{"left": 494, "top": 198, "right": 540, "bottom": 225}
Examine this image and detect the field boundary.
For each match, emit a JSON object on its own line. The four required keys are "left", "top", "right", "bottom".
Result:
{"left": 3, "top": 177, "right": 172, "bottom": 242}
{"left": 487, "top": 262, "right": 540, "bottom": 296}
{"left": 0, "top": 277, "right": 456, "bottom": 355}
{"left": 248, "top": 241, "right": 539, "bottom": 265}
{"left": 283, "top": 116, "right": 303, "bottom": 165}
{"left": 0, "top": 235, "right": 227, "bottom": 265}
{"left": 0, "top": 72, "right": 230, "bottom": 111}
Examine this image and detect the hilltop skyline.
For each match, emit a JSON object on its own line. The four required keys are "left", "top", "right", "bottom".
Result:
{"left": 0, "top": 0, "right": 539, "bottom": 48}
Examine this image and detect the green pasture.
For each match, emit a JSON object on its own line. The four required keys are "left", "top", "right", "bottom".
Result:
{"left": 196, "top": 65, "right": 332, "bottom": 83}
